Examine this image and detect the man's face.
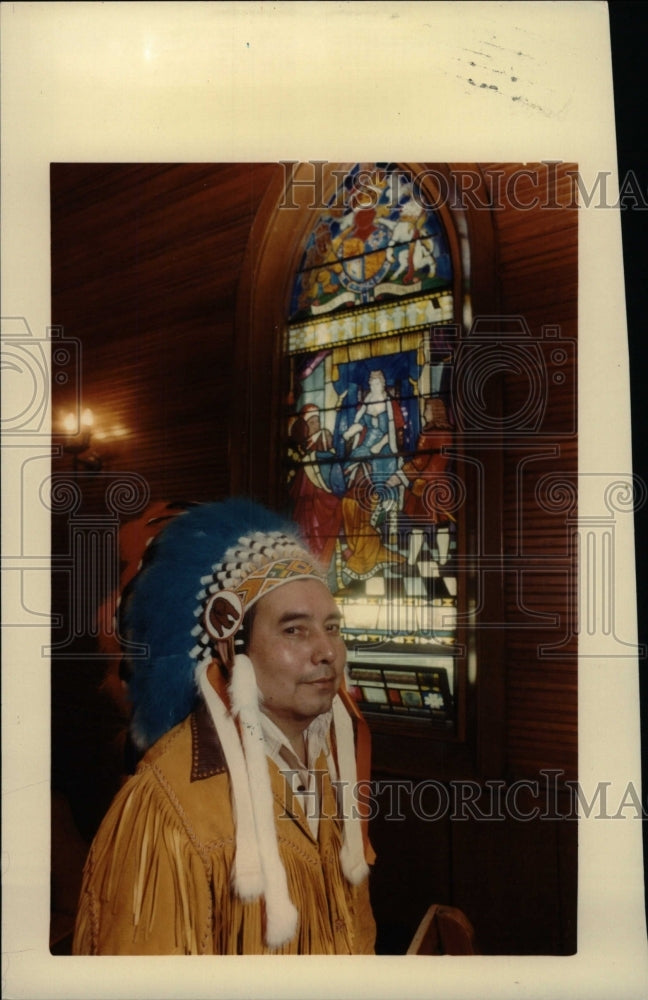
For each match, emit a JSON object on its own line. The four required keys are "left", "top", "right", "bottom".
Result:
{"left": 247, "top": 578, "right": 346, "bottom": 736}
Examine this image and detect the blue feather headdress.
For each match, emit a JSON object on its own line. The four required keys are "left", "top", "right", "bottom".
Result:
{"left": 120, "top": 497, "right": 312, "bottom": 750}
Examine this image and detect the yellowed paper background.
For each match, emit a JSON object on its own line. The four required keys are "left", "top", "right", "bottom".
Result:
{"left": 2, "top": 2, "right": 646, "bottom": 997}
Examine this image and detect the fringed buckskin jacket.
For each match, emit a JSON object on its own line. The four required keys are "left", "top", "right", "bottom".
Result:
{"left": 72, "top": 699, "right": 376, "bottom": 955}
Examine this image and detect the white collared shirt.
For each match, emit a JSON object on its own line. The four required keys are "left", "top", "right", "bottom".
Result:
{"left": 259, "top": 709, "right": 338, "bottom": 840}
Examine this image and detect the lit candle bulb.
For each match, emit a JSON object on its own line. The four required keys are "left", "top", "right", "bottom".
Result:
{"left": 63, "top": 412, "right": 77, "bottom": 434}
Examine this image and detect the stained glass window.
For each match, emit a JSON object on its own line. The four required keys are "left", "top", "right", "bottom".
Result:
{"left": 284, "top": 164, "right": 462, "bottom": 727}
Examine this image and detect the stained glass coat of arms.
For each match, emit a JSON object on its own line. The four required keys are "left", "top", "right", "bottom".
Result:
{"left": 290, "top": 164, "right": 452, "bottom": 320}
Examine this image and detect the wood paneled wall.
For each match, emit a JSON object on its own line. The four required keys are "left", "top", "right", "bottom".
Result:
{"left": 480, "top": 162, "right": 578, "bottom": 782}
{"left": 51, "top": 162, "right": 282, "bottom": 502}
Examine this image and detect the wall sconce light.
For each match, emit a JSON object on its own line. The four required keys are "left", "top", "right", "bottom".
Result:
{"left": 61, "top": 408, "right": 103, "bottom": 474}
{"left": 58, "top": 406, "right": 130, "bottom": 477}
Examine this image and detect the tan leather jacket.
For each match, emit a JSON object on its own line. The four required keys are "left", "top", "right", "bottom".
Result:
{"left": 73, "top": 698, "right": 376, "bottom": 955}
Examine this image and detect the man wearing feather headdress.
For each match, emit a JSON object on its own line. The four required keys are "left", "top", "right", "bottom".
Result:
{"left": 73, "top": 498, "right": 376, "bottom": 955}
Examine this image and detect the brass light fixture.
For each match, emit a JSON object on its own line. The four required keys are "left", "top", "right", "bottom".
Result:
{"left": 59, "top": 408, "right": 127, "bottom": 475}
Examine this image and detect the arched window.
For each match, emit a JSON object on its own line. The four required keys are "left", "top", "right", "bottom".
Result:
{"left": 234, "top": 161, "right": 501, "bottom": 761}
{"left": 283, "top": 165, "right": 468, "bottom": 732}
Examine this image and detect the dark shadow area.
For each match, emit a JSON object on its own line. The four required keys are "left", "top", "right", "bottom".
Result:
{"left": 608, "top": 0, "right": 648, "bottom": 933}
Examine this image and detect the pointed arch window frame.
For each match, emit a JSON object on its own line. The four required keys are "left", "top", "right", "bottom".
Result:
{"left": 232, "top": 161, "right": 506, "bottom": 778}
